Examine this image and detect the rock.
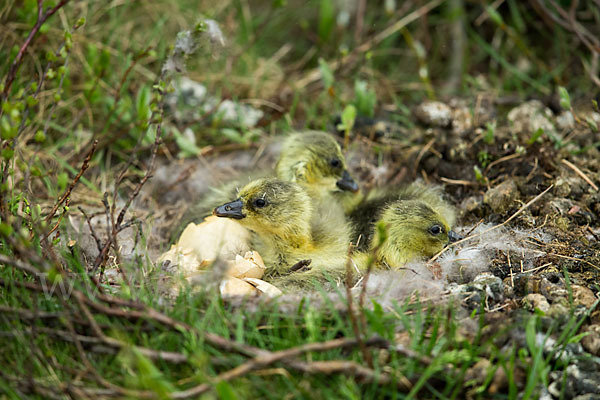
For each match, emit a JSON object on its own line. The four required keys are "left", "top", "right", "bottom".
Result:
{"left": 541, "top": 198, "right": 574, "bottom": 217}
{"left": 483, "top": 179, "right": 519, "bottom": 214}
{"left": 539, "top": 273, "right": 569, "bottom": 303}
{"left": 507, "top": 100, "right": 557, "bottom": 141}
{"left": 464, "top": 359, "right": 491, "bottom": 386}
{"left": 581, "top": 325, "right": 600, "bottom": 356}
{"left": 450, "top": 105, "right": 472, "bottom": 135}
{"left": 522, "top": 293, "right": 550, "bottom": 313}
{"left": 447, "top": 273, "right": 505, "bottom": 310}
{"left": 556, "top": 110, "right": 575, "bottom": 130}
{"left": 548, "top": 364, "right": 600, "bottom": 398}
{"left": 547, "top": 302, "right": 570, "bottom": 323}
{"left": 414, "top": 101, "right": 452, "bottom": 127}
{"left": 573, "top": 395, "right": 600, "bottom": 400}
{"left": 472, "top": 272, "right": 504, "bottom": 302}
{"left": 166, "top": 77, "right": 264, "bottom": 127}
{"left": 554, "top": 177, "right": 571, "bottom": 198}
{"left": 572, "top": 285, "right": 597, "bottom": 308}
{"left": 460, "top": 196, "right": 483, "bottom": 218}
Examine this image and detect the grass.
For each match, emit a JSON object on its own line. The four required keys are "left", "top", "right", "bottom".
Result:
{"left": 1, "top": 0, "right": 600, "bottom": 398}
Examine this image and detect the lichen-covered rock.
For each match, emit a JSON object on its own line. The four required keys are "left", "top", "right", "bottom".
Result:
{"left": 507, "top": 100, "right": 557, "bottom": 140}
{"left": 554, "top": 177, "right": 572, "bottom": 198}
{"left": 447, "top": 273, "right": 505, "bottom": 310}
{"left": 522, "top": 293, "right": 550, "bottom": 313}
{"left": 460, "top": 195, "right": 482, "bottom": 216}
{"left": 581, "top": 324, "right": 600, "bottom": 356}
{"left": 414, "top": 101, "right": 452, "bottom": 127}
{"left": 572, "top": 285, "right": 597, "bottom": 308}
{"left": 548, "top": 364, "right": 600, "bottom": 399}
{"left": 556, "top": 110, "right": 575, "bottom": 130}
{"left": 472, "top": 272, "right": 505, "bottom": 302}
{"left": 484, "top": 179, "right": 519, "bottom": 213}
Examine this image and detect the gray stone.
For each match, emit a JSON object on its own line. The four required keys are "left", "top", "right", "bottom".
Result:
{"left": 484, "top": 179, "right": 519, "bottom": 213}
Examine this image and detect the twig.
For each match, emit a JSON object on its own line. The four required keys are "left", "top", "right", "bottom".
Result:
{"left": 484, "top": 153, "right": 523, "bottom": 174}
{"left": 1, "top": 0, "right": 71, "bottom": 101}
{"left": 443, "top": 0, "right": 466, "bottom": 94}
{"left": 344, "top": 244, "right": 373, "bottom": 368}
{"left": 354, "top": 0, "right": 367, "bottom": 45}
{"left": 78, "top": 206, "right": 104, "bottom": 253}
{"left": 73, "top": 293, "right": 189, "bottom": 363}
{"left": 561, "top": 159, "right": 599, "bottom": 191}
{"left": 44, "top": 141, "right": 98, "bottom": 225}
{"left": 171, "top": 337, "right": 393, "bottom": 398}
{"left": 0, "top": 253, "right": 45, "bottom": 276}
{"left": 439, "top": 177, "right": 477, "bottom": 186}
{"left": 73, "top": 48, "right": 153, "bottom": 162}
{"left": 414, "top": 138, "right": 436, "bottom": 175}
{"left": 429, "top": 185, "right": 554, "bottom": 263}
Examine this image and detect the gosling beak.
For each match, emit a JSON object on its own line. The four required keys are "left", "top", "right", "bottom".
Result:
{"left": 448, "top": 230, "right": 463, "bottom": 243}
{"left": 336, "top": 170, "right": 359, "bottom": 193}
{"left": 213, "top": 199, "right": 246, "bottom": 219}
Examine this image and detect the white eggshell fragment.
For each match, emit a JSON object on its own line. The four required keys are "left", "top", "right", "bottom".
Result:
{"left": 158, "top": 216, "right": 251, "bottom": 275}
{"left": 227, "top": 251, "right": 266, "bottom": 279}
{"left": 220, "top": 277, "right": 259, "bottom": 297}
{"left": 243, "top": 278, "right": 283, "bottom": 298}
{"left": 177, "top": 216, "right": 250, "bottom": 262}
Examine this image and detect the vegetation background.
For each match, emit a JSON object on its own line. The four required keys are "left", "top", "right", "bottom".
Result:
{"left": 1, "top": 0, "right": 600, "bottom": 398}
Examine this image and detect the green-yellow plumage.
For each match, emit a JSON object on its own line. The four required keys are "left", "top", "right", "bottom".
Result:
{"left": 213, "top": 178, "right": 353, "bottom": 288}
{"left": 349, "top": 183, "right": 456, "bottom": 251}
{"left": 275, "top": 131, "right": 360, "bottom": 213}
{"left": 172, "top": 131, "right": 359, "bottom": 241}
{"left": 358, "top": 199, "right": 454, "bottom": 269}
{"left": 348, "top": 182, "right": 458, "bottom": 270}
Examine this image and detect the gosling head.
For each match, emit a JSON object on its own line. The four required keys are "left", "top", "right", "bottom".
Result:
{"left": 276, "top": 131, "right": 359, "bottom": 194}
{"left": 213, "top": 178, "right": 313, "bottom": 242}
{"left": 375, "top": 200, "right": 460, "bottom": 267}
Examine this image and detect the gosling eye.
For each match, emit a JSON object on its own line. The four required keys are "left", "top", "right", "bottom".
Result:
{"left": 253, "top": 198, "right": 267, "bottom": 208}
{"left": 329, "top": 158, "right": 341, "bottom": 168}
{"left": 428, "top": 224, "right": 444, "bottom": 235}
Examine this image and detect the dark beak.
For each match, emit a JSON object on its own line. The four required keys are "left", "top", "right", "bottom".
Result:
{"left": 336, "top": 170, "right": 359, "bottom": 193}
{"left": 448, "top": 230, "right": 463, "bottom": 243}
{"left": 213, "top": 199, "right": 246, "bottom": 219}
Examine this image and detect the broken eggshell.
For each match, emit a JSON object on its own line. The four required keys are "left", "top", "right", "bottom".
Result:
{"left": 219, "top": 276, "right": 259, "bottom": 297}
{"left": 158, "top": 215, "right": 250, "bottom": 274}
{"left": 227, "top": 251, "right": 266, "bottom": 279}
{"left": 243, "top": 278, "right": 283, "bottom": 298}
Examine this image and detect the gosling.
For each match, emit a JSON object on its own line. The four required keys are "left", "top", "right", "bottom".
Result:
{"left": 173, "top": 131, "right": 359, "bottom": 238}
{"left": 213, "top": 178, "right": 353, "bottom": 288}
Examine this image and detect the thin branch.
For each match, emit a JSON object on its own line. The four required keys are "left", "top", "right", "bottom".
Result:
{"left": 44, "top": 140, "right": 98, "bottom": 226}
{"left": 1, "top": 0, "right": 71, "bottom": 101}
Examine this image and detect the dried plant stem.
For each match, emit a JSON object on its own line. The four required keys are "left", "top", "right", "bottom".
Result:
{"left": 344, "top": 244, "right": 374, "bottom": 368}
{"left": 561, "top": 159, "right": 599, "bottom": 191}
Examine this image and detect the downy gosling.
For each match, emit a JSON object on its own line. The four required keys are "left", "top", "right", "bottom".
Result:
{"left": 363, "top": 199, "right": 459, "bottom": 269}
{"left": 173, "top": 131, "right": 359, "bottom": 238}
{"left": 213, "top": 178, "right": 352, "bottom": 287}
{"left": 349, "top": 183, "right": 457, "bottom": 251}
{"left": 276, "top": 130, "right": 360, "bottom": 214}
